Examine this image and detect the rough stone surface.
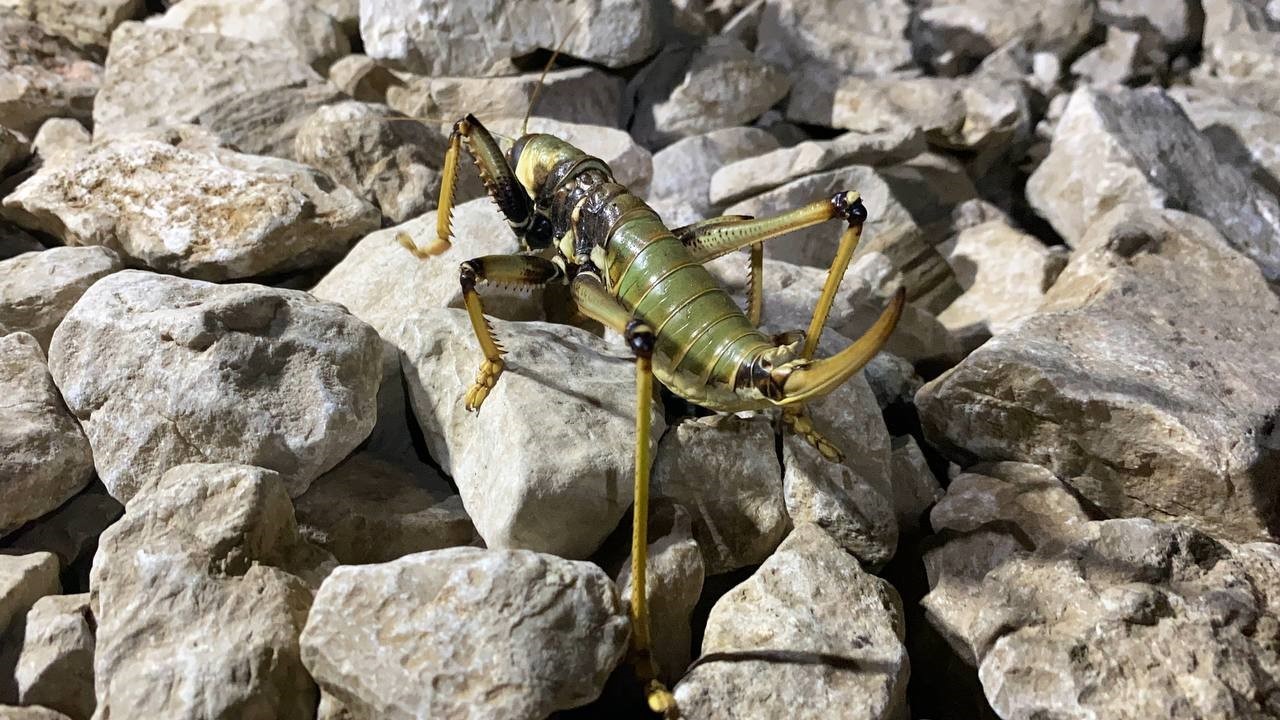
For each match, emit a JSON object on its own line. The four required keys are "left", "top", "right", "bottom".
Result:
{"left": 1071, "top": 26, "right": 1162, "bottom": 87}
{"left": 1169, "top": 84, "right": 1280, "bottom": 197}
{"left": 0, "top": 706, "right": 71, "bottom": 719}
{"left": 13, "top": 0, "right": 142, "bottom": 57}
{"left": 394, "top": 309, "right": 664, "bottom": 559}
{"left": 301, "top": 547, "right": 630, "bottom": 719}
{"left": 675, "top": 524, "right": 909, "bottom": 719}
{"left": 0, "top": 222, "right": 41, "bottom": 261}
{"left": 0, "top": 14, "right": 101, "bottom": 136}
{"left": 924, "top": 464, "right": 1280, "bottom": 719}
{"left": 1026, "top": 86, "right": 1280, "bottom": 281}
{"left": 913, "top": 0, "right": 1096, "bottom": 75}
{"left": 91, "top": 22, "right": 325, "bottom": 140}
{"left": 29, "top": 118, "right": 88, "bottom": 169}
{"left": 90, "top": 463, "right": 327, "bottom": 720}
{"left": 709, "top": 127, "right": 925, "bottom": 206}
{"left": 1098, "top": 0, "right": 1202, "bottom": 52}
{"left": 147, "top": 0, "right": 350, "bottom": 72}
{"left": 648, "top": 126, "right": 779, "bottom": 219}
{"left": 2, "top": 134, "right": 379, "bottom": 281}
{"left": 15, "top": 593, "right": 93, "bottom": 720}
{"left": 0, "top": 333, "right": 93, "bottom": 540}
{"left": 756, "top": 0, "right": 914, "bottom": 81}
{"left": 0, "top": 553, "right": 59, "bottom": 639}
{"left": 49, "top": 271, "right": 382, "bottom": 502}
{"left": 631, "top": 37, "right": 790, "bottom": 147}
{"left": 652, "top": 414, "right": 786, "bottom": 575}
{"left": 327, "top": 54, "right": 400, "bottom": 103}
{"left": 387, "top": 66, "right": 625, "bottom": 129}
{"left": 294, "top": 453, "right": 478, "bottom": 565}
{"left": 1202, "top": 0, "right": 1280, "bottom": 83}
{"left": 888, "top": 435, "right": 943, "bottom": 533}
{"left": 0, "top": 127, "right": 30, "bottom": 177}
{"left": 361, "top": 0, "right": 660, "bottom": 76}
{"left": 918, "top": 206, "right": 1280, "bottom": 542}
{"left": 191, "top": 81, "right": 347, "bottom": 161}
{"left": 0, "top": 246, "right": 121, "bottom": 351}
{"left": 294, "top": 101, "right": 448, "bottom": 224}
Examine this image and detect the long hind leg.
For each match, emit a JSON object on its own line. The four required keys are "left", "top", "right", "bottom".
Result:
{"left": 457, "top": 255, "right": 562, "bottom": 411}
{"left": 571, "top": 272, "right": 676, "bottom": 717}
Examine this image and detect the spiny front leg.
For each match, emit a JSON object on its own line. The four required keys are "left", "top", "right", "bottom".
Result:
{"left": 458, "top": 255, "right": 563, "bottom": 411}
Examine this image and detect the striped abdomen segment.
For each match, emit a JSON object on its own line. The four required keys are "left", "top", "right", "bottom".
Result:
{"left": 603, "top": 205, "right": 771, "bottom": 388}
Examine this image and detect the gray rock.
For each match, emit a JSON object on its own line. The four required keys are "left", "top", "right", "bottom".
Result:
{"left": 192, "top": 81, "right": 348, "bottom": 161}
{"left": 0, "top": 704, "right": 71, "bottom": 719}
{"left": 888, "top": 435, "right": 943, "bottom": 533}
{"left": 0, "top": 14, "right": 101, "bottom": 136}
{"left": 386, "top": 66, "right": 625, "bottom": 130}
{"left": 0, "top": 553, "right": 59, "bottom": 640}
{"left": 1071, "top": 26, "right": 1164, "bottom": 86}
{"left": 12, "top": 0, "right": 142, "bottom": 57}
{"left": 913, "top": 0, "right": 1096, "bottom": 75}
{"left": 0, "top": 247, "right": 122, "bottom": 352}
{"left": 2, "top": 134, "right": 379, "bottom": 281}
{"left": 301, "top": 547, "right": 630, "bottom": 719}
{"left": 652, "top": 414, "right": 786, "bottom": 576}
{"left": 1169, "top": 85, "right": 1280, "bottom": 197}
{"left": 360, "top": 0, "right": 660, "bottom": 76}
{"left": 0, "top": 222, "right": 42, "bottom": 260}
{"left": 917, "top": 206, "right": 1280, "bottom": 542}
{"left": 648, "top": 126, "right": 779, "bottom": 218}
{"left": 782, "top": 374, "right": 896, "bottom": 568}
{"left": 29, "top": 118, "right": 88, "bottom": 169}
{"left": 1202, "top": 0, "right": 1280, "bottom": 83}
{"left": 924, "top": 465, "right": 1280, "bottom": 719}
{"left": 0, "top": 126, "right": 29, "bottom": 177}
{"left": 756, "top": 0, "right": 914, "bottom": 80}
{"left": 0, "top": 333, "right": 93, "bottom": 540}
{"left": 295, "top": 101, "right": 448, "bottom": 224}
{"left": 326, "top": 54, "right": 400, "bottom": 103}
{"left": 936, "top": 220, "right": 1067, "bottom": 353}
{"left": 863, "top": 352, "right": 923, "bottom": 410}
{"left": 611, "top": 499, "right": 705, "bottom": 684}
{"left": 674, "top": 524, "right": 909, "bottom": 719}
{"left": 49, "top": 271, "right": 382, "bottom": 502}
{"left": 709, "top": 128, "right": 925, "bottom": 206}
{"left": 147, "top": 0, "right": 350, "bottom": 72}
{"left": 91, "top": 22, "right": 325, "bottom": 140}
{"left": 1098, "top": 0, "right": 1203, "bottom": 53}
{"left": 631, "top": 37, "right": 790, "bottom": 148}
{"left": 1026, "top": 86, "right": 1280, "bottom": 281}
{"left": 4, "top": 491, "right": 122, "bottom": 568}
{"left": 294, "top": 453, "right": 478, "bottom": 565}
{"left": 393, "top": 309, "right": 664, "bottom": 560}
{"left": 90, "top": 463, "right": 326, "bottom": 720}
{"left": 15, "top": 593, "right": 93, "bottom": 720}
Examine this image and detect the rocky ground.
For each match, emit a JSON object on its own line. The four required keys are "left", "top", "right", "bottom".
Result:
{"left": 0, "top": 0, "right": 1278, "bottom": 718}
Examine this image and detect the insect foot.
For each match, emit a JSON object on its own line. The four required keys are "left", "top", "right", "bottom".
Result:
{"left": 464, "top": 358, "right": 504, "bottom": 411}
{"left": 396, "top": 231, "right": 450, "bottom": 258}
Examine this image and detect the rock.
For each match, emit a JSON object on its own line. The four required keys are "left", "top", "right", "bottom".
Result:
{"left": 1071, "top": 26, "right": 1164, "bottom": 86}
{"left": 1202, "top": 0, "right": 1280, "bottom": 83}
{"left": 49, "top": 271, "right": 382, "bottom": 502}
{"left": 29, "top": 118, "right": 88, "bottom": 168}
{"left": 12, "top": 0, "right": 142, "bottom": 57}
{"left": 709, "top": 127, "right": 925, "bottom": 206}
{"left": 0, "top": 333, "right": 93, "bottom": 540}
{"left": 1098, "top": 0, "right": 1203, "bottom": 53}
{"left": 91, "top": 463, "right": 325, "bottom": 720}
{"left": 488, "top": 117, "right": 653, "bottom": 198}
{"left": 91, "top": 22, "right": 325, "bottom": 140}
{"left": 611, "top": 500, "right": 705, "bottom": 684}
{"left": 651, "top": 415, "right": 785, "bottom": 576}
{"left": 2, "top": 134, "right": 380, "bottom": 281}
{"left": 386, "top": 66, "right": 625, "bottom": 130}
{"left": 756, "top": 0, "right": 914, "bottom": 81}
{"left": 301, "top": 547, "right": 630, "bottom": 719}
{"left": 0, "top": 14, "right": 101, "bottom": 136}
{"left": 0, "top": 247, "right": 122, "bottom": 352}
{"left": 294, "top": 101, "right": 448, "bottom": 224}
{"left": 394, "top": 309, "right": 664, "bottom": 559}
{"left": 782, "top": 374, "right": 897, "bottom": 568}
{"left": 15, "top": 593, "right": 93, "bottom": 720}
{"left": 4, "top": 490, "right": 123, "bottom": 568}
{"left": 863, "top": 352, "right": 923, "bottom": 410}
{"left": 0, "top": 222, "right": 42, "bottom": 260}
{"left": 936, "top": 220, "right": 1067, "bottom": 353}
{"left": 1026, "top": 86, "right": 1280, "bottom": 281}
{"left": 191, "top": 81, "right": 347, "bottom": 161}
{"left": 0, "top": 553, "right": 59, "bottom": 639}
{"left": 360, "top": 0, "right": 660, "bottom": 76}
{"left": 293, "top": 453, "right": 478, "bottom": 565}
{"left": 912, "top": 0, "right": 1096, "bottom": 75}
{"left": 674, "top": 524, "right": 909, "bottom": 719}
{"left": 0, "top": 127, "right": 29, "bottom": 177}
{"left": 310, "top": 198, "right": 545, "bottom": 335}
{"left": 917, "top": 206, "right": 1280, "bottom": 542}
{"left": 631, "top": 37, "right": 790, "bottom": 147}
{"left": 0, "top": 706, "right": 71, "bottom": 719}
{"left": 327, "top": 54, "right": 401, "bottom": 103}
{"left": 147, "top": 0, "right": 350, "bottom": 72}
{"left": 647, "top": 126, "right": 779, "bottom": 218}
{"left": 924, "top": 466, "right": 1280, "bottom": 720}
{"left": 1169, "top": 85, "right": 1280, "bottom": 197}
{"left": 888, "top": 435, "right": 943, "bottom": 532}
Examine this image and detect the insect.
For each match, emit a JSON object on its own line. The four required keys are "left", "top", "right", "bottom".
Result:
{"left": 393, "top": 44, "right": 905, "bottom": 720}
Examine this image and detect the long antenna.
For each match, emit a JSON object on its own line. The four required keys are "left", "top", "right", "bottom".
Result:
{"left": 521, "top": 14, "right": 583, "bottom": 136}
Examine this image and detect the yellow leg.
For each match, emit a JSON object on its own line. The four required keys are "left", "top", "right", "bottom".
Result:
{"left": 746, "top": 241, "right": 763, "bottom": 326}
{"left": 800, "top": 211, "right": 865, "bottom": 360}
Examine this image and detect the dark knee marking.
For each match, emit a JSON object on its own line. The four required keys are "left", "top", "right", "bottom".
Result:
{"left": 625, "top": 319, "right": 655, "bottom": 359}
{"left": 830, "top": 191, "right": 868, "bottom": 226}
{"left": 459, "top": 260, "right": 481, "bottom": 291}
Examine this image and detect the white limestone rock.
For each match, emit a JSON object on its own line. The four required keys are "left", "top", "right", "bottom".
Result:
{"left": 2, "top": 134, "right": 379, "bottom": 281}
{"left": 756, "top": 0, "right": 914, "bottom": 80}
{"left": 15, "top": 593, "right": 93, "bottom": 720}
{"left": 29, "top": 118, "right": 88, "bottom": 169}
{"left": 12, "top": 0, "right": 142, "bottom": 57}
{"left": 0, "top": 14, "right": 101, "bottom": 135}
{"left": 147, "top": 0, "right": 350, "bottom": 72}
{"left": 301, "top": 547, "right": 630, "bottom": 719}
{"left": 0, "top": 247, "right": 121, "bottom": 352}
{"left": 913, "top": 0, "right": 1096, "bottom": 75}
{"left": 48, "top": 271, "right": 382, "bottom": 502}
{"left": 0, "top": 553, "right": 60, "bottom": 641}
{"left": 648, "top": 126, "right": 779, "bottom": 218}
